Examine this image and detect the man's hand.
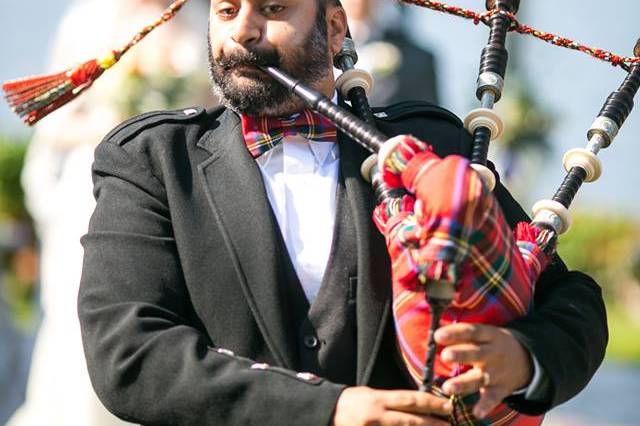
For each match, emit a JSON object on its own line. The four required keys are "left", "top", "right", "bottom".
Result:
{"left": 332, "top": 386, "right": 453, "bottom": 426}
{"left": 435, "top": 323, "right": 533, "bottom": 419}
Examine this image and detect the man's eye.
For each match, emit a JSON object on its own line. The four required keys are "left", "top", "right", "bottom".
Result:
{"left": 262, "top": 4, "right": 285, "bottom": 15}
{"left": 216, "top": 7, "right": 238, "bottom": 18}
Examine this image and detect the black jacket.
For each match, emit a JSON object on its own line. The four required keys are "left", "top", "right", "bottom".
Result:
{"left": 78, "top": 101, "right": 607, "bottom": 425}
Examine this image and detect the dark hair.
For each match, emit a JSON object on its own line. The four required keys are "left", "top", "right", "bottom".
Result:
{"left": 315, "top": 0, "right": 342, "bottom": 36}
{"left": 317, "top": 0, "right": 346, "bottom": 38}
{"left": 319, "top": 0, "right": 342, "bottom": 9}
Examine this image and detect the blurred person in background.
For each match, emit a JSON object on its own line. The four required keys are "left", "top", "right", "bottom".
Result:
{"left": 0, "top": 222, "right": 37, "bottom": 424}
{"left": 340, "top": 0, "right": 438, "bottom": 105}
{"left": 7, "top": 0, "right": 215, "bottom": 424}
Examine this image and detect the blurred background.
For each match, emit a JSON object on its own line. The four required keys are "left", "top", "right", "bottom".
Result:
{"left": 0, "top": 0, "right": 639, "bottom": 425}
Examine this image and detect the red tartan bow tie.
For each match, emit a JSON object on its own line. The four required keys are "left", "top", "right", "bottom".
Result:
{"left": 241, "top": 109, "right": 337, "bottom": 159}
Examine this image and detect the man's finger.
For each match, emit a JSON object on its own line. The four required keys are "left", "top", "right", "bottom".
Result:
{"left": 440, "top": 343, "right": 490, "bottom": 365}
{"left": 434, "top": 323, "right": 495, "bottom": 345}
{"left": 379, "top": 410, "right": 450, "bottom": 426}
{"left": 473, "top": 386, "right": 507, "bottom": 419}
{"left": 382, "top": 390, "right": 453, "bottom": 417}
{"left": 441, "top": 368, "right": 489, "bottom": 396}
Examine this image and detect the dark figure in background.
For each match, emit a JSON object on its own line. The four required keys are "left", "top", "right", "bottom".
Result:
{"left": 341, "top": 0, "right": 438, "bottom": 105}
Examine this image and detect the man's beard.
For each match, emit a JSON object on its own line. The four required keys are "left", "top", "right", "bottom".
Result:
{"left": 208, "top": 15, "right": 330, "bottom": 116}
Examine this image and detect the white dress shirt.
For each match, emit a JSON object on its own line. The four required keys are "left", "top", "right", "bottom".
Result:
{"left": 256, "top": 135, "right": 340, "bottom": 303}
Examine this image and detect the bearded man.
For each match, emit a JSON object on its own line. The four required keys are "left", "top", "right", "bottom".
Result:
{"left": 78, "top": 0, "right": 607, "bottom": 424}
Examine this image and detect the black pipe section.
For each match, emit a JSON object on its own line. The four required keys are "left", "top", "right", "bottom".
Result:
{"left": 471, "top": 0, "right": 519, "bottom": 167}
{"left": 470, "top": 126, "right": 492, "bottom": 166}
{"left": 551, "top": 167, "right": 587, "bottom": 208}
{"left": 596, "top": 58, "right": 640, "bottom": 136}
{"left": 261, "top": 66, "right": 386, "bottom": 153}
{"left": 348, "top": 86, "right": 376, "bottom": 127}
{"left": 419, "top": 299, "right": 448, "bottom": 392}
{"left": 476, "top": 0, "right": 520, "bottom": 100}
{"left": 551, "top": 39, "right": 640, "bottom": 209}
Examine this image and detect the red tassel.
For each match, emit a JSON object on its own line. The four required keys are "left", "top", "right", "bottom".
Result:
{"left": 5, "top": 75, "right": 71, "bottom": 108}
{"left": 3, "top": 72, "right": 67, "bottom": 94}
{"left": 2, "top": 0, "right": 190, "bottom": 126}
{"left": 2, "top": 59, "right": 106, "bottom": 126}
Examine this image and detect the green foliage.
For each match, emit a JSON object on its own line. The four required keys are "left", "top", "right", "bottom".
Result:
{"left": 556, "top": 213, "right": 639, "bottom": 292}
{"left": 0, "top": 137, "right": 29, "bottom": 221}
{"left": 492, "top": 76, "right": 555, "bottom": 187}
{"left": 114, "top": 69, "right": 211, "bottom": 118}
{"left": 0, "top": 135, "right": 37, "bottom": 327}
{"left": 497, "top": 78, "right": 554, "bottom": 155}
{"left": 2, "top": 262, "right": 38, "bottom": 329}
{"left": 557, "top": 212, "right": 640, "bottom": 363}
{"left": 606, "top": 305, "right": 640, "bottom": 364}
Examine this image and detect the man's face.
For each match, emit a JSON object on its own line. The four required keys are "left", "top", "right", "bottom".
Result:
{"left": 208, "top": 0, "right": 343, "bottom": 116}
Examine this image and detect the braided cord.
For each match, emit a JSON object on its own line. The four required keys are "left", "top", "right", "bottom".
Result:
{"left": 401, "top": 0, "right": 640, "bottom": 71}
{"left": 114, "top": 0, "right": 190, "bottom": 61}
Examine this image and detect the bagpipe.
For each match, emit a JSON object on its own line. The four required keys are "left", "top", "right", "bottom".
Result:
{"left": 2, "top": 0, "right": 639, "bottom": 424}
{"left": 262, "top": 1, "right": 640, "bottom": 424}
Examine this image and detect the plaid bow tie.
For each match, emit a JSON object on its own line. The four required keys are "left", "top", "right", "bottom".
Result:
{"left": 241, "top": 109, "right": 337, "bottom": 159}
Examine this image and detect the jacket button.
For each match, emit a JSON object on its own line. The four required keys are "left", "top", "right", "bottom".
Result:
{"left": 303, "top": 335, "right": 319, "bottom": 349}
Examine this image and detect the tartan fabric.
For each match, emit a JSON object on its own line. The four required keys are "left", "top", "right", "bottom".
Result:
{"left": 372, "top": 194, "right": 415, "bottom": 234}
{"left": 382, "top": 134, "right": 432, "bottom": 189}
{"left": 376, "top": 136, "right": 551, "bottom": 426}
{"left": 430, "top": 387, "right": 544, "bottom": 426}
{"left": 241, "top": 109, "right": 337, "bottom": 158}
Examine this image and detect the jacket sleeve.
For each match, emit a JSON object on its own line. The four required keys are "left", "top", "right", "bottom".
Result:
{"left": 78, "top": 139, "right": 345, "bottom": 426}
{"left": 492, "top": 177, "right": 608, "bottom": 415}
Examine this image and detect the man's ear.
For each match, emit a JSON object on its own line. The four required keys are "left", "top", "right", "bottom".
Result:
{"left": 327, "top": 5, "right": 348, "bottom": 56}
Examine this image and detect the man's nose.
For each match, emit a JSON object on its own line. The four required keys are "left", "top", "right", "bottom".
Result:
{"left": 231, "top": 8, "right": 261, "bottom": 46}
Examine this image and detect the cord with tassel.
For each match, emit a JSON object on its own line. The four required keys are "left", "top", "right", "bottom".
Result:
{"left": 2, "top": 0, "right": 190, "bottom": 126}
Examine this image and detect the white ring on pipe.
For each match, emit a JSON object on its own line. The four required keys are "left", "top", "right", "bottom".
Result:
{"left": 463, "top": 108, "right": 504, "bottom": 141}
{"left": 360, "top": 154, "right": 378, "bottom": 182}
{"left": 470, "top": 163, "right": 496, "bottom": 191}
{"left": 335, "top": 68, "right": 374, "bottom": 97}
{"left": 562, "top": 148, "right": 602, "bottom": 183}
{"left": 377, "top": 135, "right": 406, "bottom": 175}
{"left": 532, "top": 199, "right": 572, "bottom": 235}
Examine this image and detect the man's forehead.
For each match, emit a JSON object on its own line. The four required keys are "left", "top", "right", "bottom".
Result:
{"left": 209, "top": 0, "right": 342, "bottom": 8}
{"left": 210, "top": 0, "right": 315, "bottom": 5}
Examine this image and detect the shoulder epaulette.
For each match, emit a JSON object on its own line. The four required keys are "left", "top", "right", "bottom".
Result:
{"left": 103, "top": 106, "right": 210, "bottom": 146}
{"left": 371, "top": 101, "right": 462, "bottom": 128}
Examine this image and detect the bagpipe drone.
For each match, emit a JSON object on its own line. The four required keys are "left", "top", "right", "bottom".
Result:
{"left": 3, "top": 0, "right": 639, "bottom": 424}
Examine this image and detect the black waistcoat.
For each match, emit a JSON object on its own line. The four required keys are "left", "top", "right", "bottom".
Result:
{"left": 277, "top": 172, "right": 359, "bottom": 385}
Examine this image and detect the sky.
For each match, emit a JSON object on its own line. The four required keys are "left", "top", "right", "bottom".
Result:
{"left": 1, "top": 0, "right": 639, "bottom": 216}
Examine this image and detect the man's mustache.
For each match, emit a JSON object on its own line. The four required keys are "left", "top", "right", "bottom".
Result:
{"left": 215, "top": 48, "right": 281, "bottom": 70}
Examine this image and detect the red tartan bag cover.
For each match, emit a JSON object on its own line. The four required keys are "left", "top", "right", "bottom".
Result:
{"left": 375, "top": 136, "right": 551, "bottom": 426}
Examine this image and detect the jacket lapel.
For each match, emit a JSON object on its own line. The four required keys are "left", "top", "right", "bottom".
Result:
{"left": 196, "top": 109, "right": 297, "bottom": 369}
{"left": 194, "top": 108, "right": 393, "bottom": 381}
{"left": 339, "top": 132, "right": 393, "bottom": 385}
